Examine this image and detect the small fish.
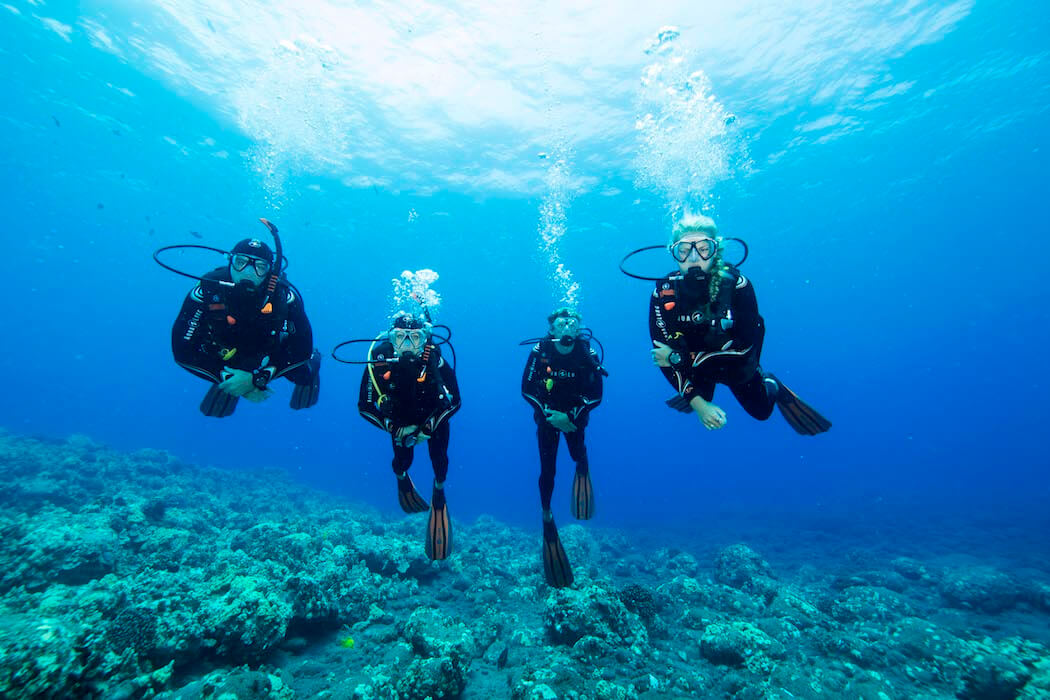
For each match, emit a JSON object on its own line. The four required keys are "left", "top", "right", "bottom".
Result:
{"left": 51, "top": 115, "right": 60, "bottom": 127}
{"left": 190, "top": 231, "right": 203, "bottom": 239}
{"left": 97, "top": 203, "right": 104, "bottom": 209}
{"left": 148, "top": 228, "right": 155, "bottom": 236}
{"left": 146, "top": 216, "right": 151, "bottom": 222}
{"left": 497, "top": 647, "right": 509, "bottom": 669}
{"left": 112, "top": 129, "right": 120, "bottom": 136}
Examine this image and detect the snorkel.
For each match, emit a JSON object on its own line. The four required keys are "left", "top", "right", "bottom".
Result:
{"left": 256, "top": 218, "right": 283, "bottom": 309}
{"left": 153, "top": 216, "right": 286, "bottom": 303}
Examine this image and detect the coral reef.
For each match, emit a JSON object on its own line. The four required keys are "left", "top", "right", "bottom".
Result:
{"left": 0, "top": 432, "right": 1048, "bottom": 698}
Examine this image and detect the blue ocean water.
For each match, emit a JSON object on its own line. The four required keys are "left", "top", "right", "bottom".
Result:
{"left": 2, "top": 1, "right": 1048, "bottom": 557}
{"left": 6, "top": 3, "right": 1050, "bottom": 698}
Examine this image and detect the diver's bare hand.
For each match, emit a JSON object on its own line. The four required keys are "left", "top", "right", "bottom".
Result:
{"left": 242, "top": 388, "right": 273, "bottom": 403}
{"left": 218, "top": 368, "right": 255, "bottom": 397}
{"left": 691, "top": 396, "right": 727, "bottom": 430}
{"left": 651, "top": 341, "right": 673, "bottom": 368}
{"left": 544, "top": 409, "right": 577, "bottom": 433}
{"left": 394, "top": 425, "right": 421, "bottom": 447}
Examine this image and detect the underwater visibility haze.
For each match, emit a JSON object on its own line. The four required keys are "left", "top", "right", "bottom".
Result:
{"left": 1, "top": 1, "right": 1049, "bottom": 697}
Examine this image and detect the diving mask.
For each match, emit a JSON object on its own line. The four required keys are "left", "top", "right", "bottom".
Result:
{"left": 550, "top": 316, "right": 580, "bottom": 347}
{"left": 231, "top": 253, "right": 272, "bottom": 276}
{"left": 670, "top": 237, "right": 718, "bottom": 263}
{"left": 390, "top": 327, "right": 429, "bottom": 356}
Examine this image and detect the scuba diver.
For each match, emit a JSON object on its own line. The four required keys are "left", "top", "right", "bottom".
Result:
{"left": 521, "top": 307, "right": 606, "bottom": 588}
{"left": 642, "top": 213, "right": 831, "bottom": 434}
{"left": 166, "top": 220, "right": 321, "bottom": 418}
{"left": 357, "top": 312, "right": 461, "bottom": 560}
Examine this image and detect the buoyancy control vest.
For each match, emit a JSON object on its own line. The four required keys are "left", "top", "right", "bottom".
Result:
{"left": 197, "top": 268, "right": 293, "bottom": 365}
{"left": 656, "top": 266, "right": 742, "bottom": 351}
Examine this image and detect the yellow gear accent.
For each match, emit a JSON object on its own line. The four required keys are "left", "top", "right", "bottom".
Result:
{"left": 366, "top": 334, "right": 389, "bottom": 408}
{"left": 544, "top": 378, "right": 554, "bottom": 392}
{"left": 220, "top": 348, "right": 237, "bottom": 361}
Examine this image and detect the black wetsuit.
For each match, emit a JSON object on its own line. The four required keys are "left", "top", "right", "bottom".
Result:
{"left": 358, "top": 342, "right": 461, "bottom": 482}
{"left": 521, "top": 339, "right": 604, "bottom": 511}
{"left": 649, "top": 267, "right": 775, "bottom": 420}
{"left": 171, "top": 267, "right": 315, "bottom": 386}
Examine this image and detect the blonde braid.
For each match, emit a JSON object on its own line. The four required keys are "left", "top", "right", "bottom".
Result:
{"left": 706, "top": 253, "right": 728, "bottom": 318}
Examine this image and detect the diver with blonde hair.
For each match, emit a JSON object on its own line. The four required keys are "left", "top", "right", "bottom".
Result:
{"left": 645, "top": 213, "right": 830, "bottom": 434}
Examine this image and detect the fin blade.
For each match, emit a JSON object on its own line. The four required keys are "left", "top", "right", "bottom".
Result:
{"left": 664, "top": 394, "right": 693, "bottom": 413}
{"left": 289, "top": 380, "right": 320, "bottom": 409}
{"left": 397, "top": 476, "right": 430, "bottom": 513}
{"left": 571, "top": 470, "right": 595, "bottom": 520}
{"left": 542, "top": 522, "right": 574, "bottom": 588}
{"left": 426, "top": 501, "right": 452, "bottom": 560}
{"left": 200, "top": 384, "right": 238, "bottom": 418}
{"left": 290, "top": 350, "right": 322, "bottom": 409}
{"left": 776, "top": 385, "right": 831, "bottom": 435}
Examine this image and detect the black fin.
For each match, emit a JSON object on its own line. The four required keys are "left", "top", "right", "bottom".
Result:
{"left": 289, "top": 378, "right": 320, "bottom": 409}
{"left": 772, "top": 377, "right": 831, "bottom": 435}
{"left": 571, "top": 469, "right": 595, "bottom": 520}
{"left": 425, "top": 489, "right": 452, "bottom": 560}
{"left": 290, "top": 350, "right": 321, "bottom": 410}
{"left": 397, "top": 475, "right": 430, "bottom": 513}
{"left": 665, "top": 394, "right": 692, "bottom": 413}
{"left": 542, "top": 520, "right": 574, "bottom": 588}
{"left": 200, "top": 384, "right": 238, "bottom": 418}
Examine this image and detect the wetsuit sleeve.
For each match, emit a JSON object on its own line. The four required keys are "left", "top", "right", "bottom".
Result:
{"left": 171, "top": 284, "right": 224, "bottom": 383}
{"left": 567, "top": 349, "right": 603, "bottom": 425}
{"left": 521, "top": 345, "right": 547, "bottom": 414}
{"left": 358, "top": 361, "right": 394, "bottom": 433}
{"left": 649, "top": 285, "right": 692, "bottom": 396}
{"left": 270, "top": 287, "right": 314, "bottom": 380}
{"left": 421, "top": 356, "right": 461, "bottom": 436}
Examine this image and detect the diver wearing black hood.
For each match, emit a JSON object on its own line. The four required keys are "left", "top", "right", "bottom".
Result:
{"left": 521, "top": 307, "right": 605, "bottom": 588}
{"left": 649, "top": 215, "right": 830, "bottom": 434}
{"left": 358, "top": 313, "right": 461, "bottom": 560}
{"left": 171, "top": 237, "right": 320, "bottom": 417}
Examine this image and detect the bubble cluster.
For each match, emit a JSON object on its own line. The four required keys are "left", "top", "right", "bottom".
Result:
{"left": 537, "top": 148, "right": 580, "bottom": 309}
{"left": 235, "top": 35, "right": 348, "bottom": 207}
{"left": 634, "top": 27, "right": 750, "bottom": 219}
{"left": 391, "top": 269, "right": 441, "bottom": 320}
